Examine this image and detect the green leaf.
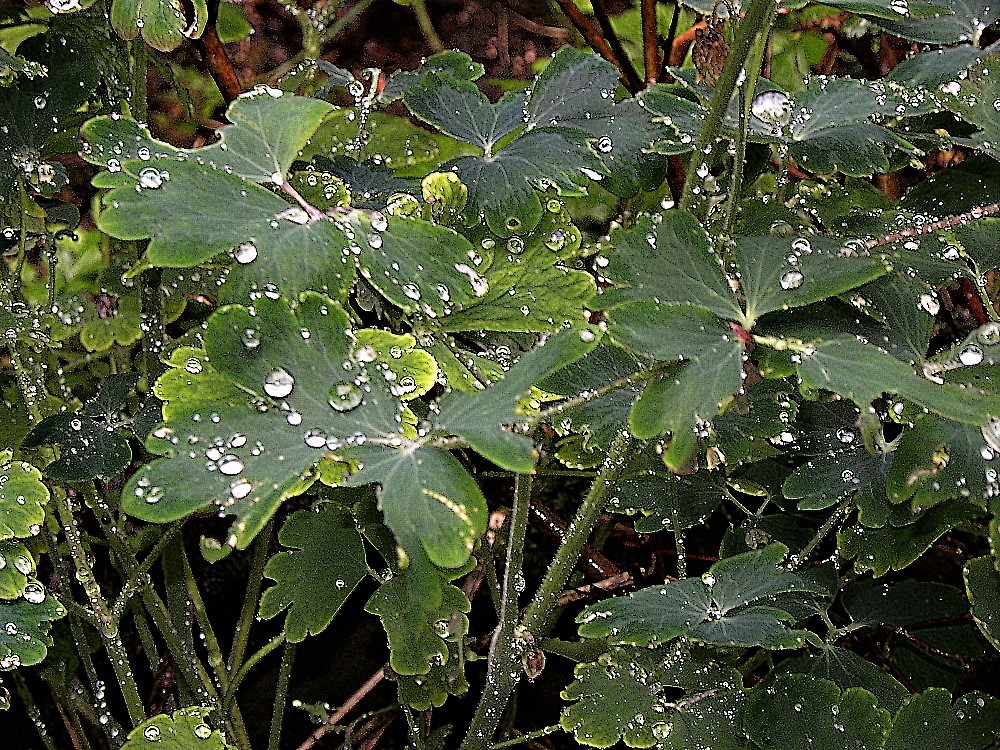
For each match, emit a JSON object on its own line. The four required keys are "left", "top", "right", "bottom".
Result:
{"left": 964, "top": 556, "right": 1000, "bottom": 651}
{"left": 939, "top": 54, "right": 1000, "bottom": 159}
{"left": 796, "top": 337, "right": 1000, "bottom": 425}
{"left": 844, "top": 578, "right": 971, "bottom": 627}
{"left": 822, "top": 0, "right": 951, "bottom": 20}
{"left": 123, "top": 294, "right": 401, "bottom": 549}
{"left": 379, "top": 50, "right": 485, "bottom": 104}
{"left": 22, "top": 413, "right": 133, "bottom": 481}
{"left": 95, "top": 159, "right": 356, "bottom": 303}
{"left": 883, "top": 688, "right": 1000, "bottom": 750}
{"left": 438, "top": 206, "right": 595, "bottom": 333}
{"left": 365, "top": 555, "right": 470, "bottom": 675}
{"left": 871, "top": 0, "right": 999, "bottom": 44}
{"left": 743, "top": 675, "right": 890, "bottom": 750}
{"left": 216, "top": 2, "right": 253, "bottom": 43}
{"left": 0, "top": 586, "right": 66, "bottom": 668}
{"left": 735, "top": 235, "right": 888, "bottom": 326}
{"left": 595, "top": 212, "right": 738, "bottom": 318}
{"left": 888, "top": 416, "right": 995, "bottom": 511}
{"left": 345, "top": 444, "right": 486, "bottom": 569}
{"left": 784, "top": 446, "right": 892, "bottom": 514}
{"left": 354, "top": 330, "right": 437, "bottom": 400}
{"left": 774, "top": 646, "right": 910, "bottom": 713}
{"left": 838, "top": 500, "right": 982, "bottom": 576}
{"left": 609, "top": 444, "right": 732, "bottom": 531}
{"left": 0, "top": 540, "right": 33, "bottom": 599}
{"left": 577, "top": 544, "right": 825, "bottom": 648}
{"left": 259, "top": 504, "right": 369, "bottom": 642}
{"left": 435, "top": 325, "right": 602, "bottom": 471}
{"left": 404, "top": 75, "right": 524, "bottom": 153}
{"left": 122, "top": 707, "right": 234, "bottom": 749}
{"left": 953, "top": 219, "right": 1000, "bottom": 278}
{"left": 0, "top": 33, "right": 99, "bottom": 190}
{"left": 0, "top": 451, "right": 49, "bottom": 541}
{"left": 886, "top": 46, "right": 986, "bottom": 88}
{"left": 111, "top": 0, "right": 208, "bottom": 51}
{"left": 560, "top": 643, "right": 746, "bottom": 749}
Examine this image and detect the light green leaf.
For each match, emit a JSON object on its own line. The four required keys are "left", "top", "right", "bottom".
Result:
{"left": 0, "top": 541, "right": 33, "bottom": 599}
{"left": 111, "top": 0, "right": 207, "bottom": 52}
{"left": 796, "top": 337, "right": 1000, "bottom": 425}
{"left": 0, "top": 586, "right": 66, "bottom": 668}
{"left": 577, "top": 544, "right": 825, "bottom": 648}
{"left": 0, "top": 451, "right": 49, "bottom": 541}
{"left": 964, "top": 556, "right": 1000, "bottom": 651}
{"left": 883, "top": 688, "right": 1000, "bottom": 750}
{"left": 560, "top": 643, "right": 746, "bottom": 749}
{"left": 435, "top": 325, "right": 602, "bottom": 472}
{"left": 259, "top": 504, "right": 369, "bottom": 642}
{"left": 354, "top": 330, "right": 437, "bottom": 400}
{"left": 345, "top": 444, "right": 486, "bottom": 569}
{"left": 123, "top": 294, "right": 401, "bottom": 549}
{"left": 743, "top": 675, "right": 890, "bottom": 750}
{"left": 122, "top": 707, "right": 234, "bottom": 749}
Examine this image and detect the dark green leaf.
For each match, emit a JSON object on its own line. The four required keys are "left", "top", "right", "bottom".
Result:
{"left": 379, "top": 51, "right": 485, "bottom": 104}
{"left": 435, "top": 325, "right": 602, "bottom": 472}
{"left": 743, "top": 675, "right": 889, "bottom": 750}
{"left": 872, "top": 0, "right": 999, "bottom": 44}
{"left": 796, "top": 337, "right": 1000, "bottom": 425}
{"left": 964, "top": 556, "right": 1000, "bottom": 650}
{"left": 774, "top": 646, "right": 910, "bottom": 713}
{"left": 23, "top": 414, "right": 132, "bottom": 482}
{"left": 883, "top": 688, "right": 1000, "bottom": 750}
{"left": 259, "top": 504, "right": 369, "bottom": 641}
{"left": 111, "top": 0, "right": 208, "bottom": 51}
{"left": 577, "top": 544, "right": 824, "bottom": 648}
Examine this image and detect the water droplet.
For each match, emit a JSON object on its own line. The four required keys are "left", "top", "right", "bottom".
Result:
{"left": 596, "top": 136, "right": 613, "bottom": 153}
{"left": 137, "top": 146, "right": 151, "bottom": 160}
{"left": 138, "top": 167, "right": 164, "bottom": 189}
{"left": 919, "top": 293, "right": 940, "bottom": 315}
{"left": 286, "top": 411, "right": 303, "bottom": 426}
{"left": 193, "top": 724, "right": 212, "bottom": 740}
{"left": 144, "top": 725, "right": 161, "bottom": 742}
{"left": 836, "top": 428, "right": 855, "bottom": 444}
{"left": 264, "top": 368, "right": 295, "bottom": 398}
{"left": 329, "top": 382, "right": 363, "bottom": 411}
{"left": 890, "top": 0, "right": 909, "bottom": 14}
{"left": 235, "top": 243, "right": 258, "bottom": 264}
{"left": 751, "top": 91, "right": 791, "bottom": 128}
{"left": 978, "top": 323, "right": 1000, "bottom": 346}
{"left": 218, "top": 456, "right": 244, "bottom": 476}
{"left": 371, "top": 212, "right": 388, "bottom": 232}
{"left": 959, "top": 345, "right": 984, "bottom": 366}
{"left": 184, "top": 357, "right": 203, "bottom": 374}
{"left": 304, "top": 429, "right": 327, "bottom": 448}
{"left": 401, "top": 284, "right": 421, "bottom": 301}
{"left": 230, "top": 479, "right": 252, "bottom": 499}
{"left": 33, "top": 95, "right": 46, "bottom": 109}
{"left": 780, "top": 270, "right": 804, "bottom": 290}
{"left": 23, "top": 582, "right": 45, "bottom": 604}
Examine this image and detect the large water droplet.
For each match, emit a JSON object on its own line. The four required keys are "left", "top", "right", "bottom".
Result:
{"left": 23, "top": 582, "right": 45, "bottom": 604}
{"left": 780, "top": 270, "right": 804, "bottom": 290}
{"left": 217, "top": 455, "right": 244, "bottom": 476}
{"left": 959, "top": 345, "right": 985, "bottom": 366}
{"left": 751, "top": 91, "right": 791, "bottom": 128}
{"left": 264, "top": 368, "right": 295, "bottom": 398}
{"left": 235, "top": 243, "right": 258, "bottom": 264}
{"left": 371, "top": 212, "right": 388, "bottom": 232}
{"left": 144, "top": 725, "right": 161, "bottom": 742}
{"left": 329, "top": 382, "right": 363, "bottom": 411}
{"left": 401, "top": 284, "right": 421, "bottom": 301}
{"left": 138, "top": 167, "right": 164, "bottom": 189}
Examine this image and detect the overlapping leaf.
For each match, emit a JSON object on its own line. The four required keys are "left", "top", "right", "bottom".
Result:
{"left": 964, "top": 556, "right": 1000, "bottom": 650}
{"left": 743, "top": 675, "right": 890, "bottom": 750}
{"left": 121, "top": 707, "right": 233, "bottom": 750}
{"left": 434, "top": 324, "right": 602, "bottom": 472}
{"left": 870, "top": 0, "right": 999, "bottom": 44}
{"left": 883, "top": 688, "right": 1000, "bottom": 750}
{"left": 0, "top": 451, "right": 49, "bottom": 541}
{"left": 0, "top": 587, "right": 65, "bottom": 668}
{"left": 258, "top": 504, "right": 369, "bottom": 641}
{"left": 560, "top": 643, "right": 746, "bottom": 749}
{"left": 577, "top": 544, "right": 825, "bottom": 648}
{"left": 123, "top": 293, "right": 401, "bottom": 550}
{"left": 111, "top": 0, "right": 207, "bottom": 52}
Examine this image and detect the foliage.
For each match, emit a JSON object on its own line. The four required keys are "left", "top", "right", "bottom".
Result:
{"left": 0, "top": 0, "right": 998, "bottom": 747}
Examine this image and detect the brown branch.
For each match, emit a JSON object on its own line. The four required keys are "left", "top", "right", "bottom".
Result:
{"left": 556, "top": 572, "right": 634, "bottom": 607}
{"left": 591, "top": 0, "right": 644, "bottom": 92}
{"left": 529, "top": 498, "right": 621, "bottom": 580}
{"left": 669, "top": 22, "right": 701, "bottom": 66}
{"left": 297, "top": 669, "right": 387, "bottom": 750}
{"left": 198, "top": 1, "right": 243, "bottom": 105}
{"left": 642, "top": 0, "right": 660, "bottom": 86}
{"left": 551, "top": 0, "right": 638, "bottom": 93}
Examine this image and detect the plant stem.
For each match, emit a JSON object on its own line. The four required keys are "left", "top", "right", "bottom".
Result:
{"left": 671, "top": 509, "right": 687, "bottom": 579}
{"left": 269, "top": 641, "right": 297, "bottom": 750}
{"left": 462, "top": 431, "right": 633, "bottom": 749}
{"left": 226, "top": 519, "right": 274, "bottom": 687}
{"left": 462, "top": 473, "right": 533, "bottom": 749}
{"left": 296, "top": 668, "right": 386, "bottom": 750}
{"left": 591, "top": 0, "right": 644, "bottom": 92}
{"left": 642, "top": 0, "right": 659, "bottom": 85}
{"left": 410, "top": 0, "right": 445, "bottom": 53}
{"left": 680, "top": 0, "right": 778, "bottom": 213}
{"left": 791, "top": 497, "right": 852, "bottom": 569}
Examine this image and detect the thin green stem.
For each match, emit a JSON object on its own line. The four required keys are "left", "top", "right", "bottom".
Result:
{"left": 13, "top": 673, "right": 59, "bottom": 750}
{"left": 224, "top": 634, "right": 286, "bottom": 721}
{"left": 671, "top": 509, "right": 687, "bottom": 579}
{"left": 268, "top": 641, "right": 297, "bottom": 750}
{"left": 321, "top": 0, "right": 379, "bottom": 45}
{"left": 227, "top": 519, "right": 274, "bottom": 675}
{"left": 410, "top": 0, "right": 445, "bottom": 53}
{"left": 791, "top": 497, "right": 852, "bottom": 570}
{"left": 490, "top": 725, "right": 561, "bottom": 749}
{"left": 462, "top": 474, "right": 534, "bottom": 748}
{"left": 680, "top": 0, "right": 778, "bottom": 213}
